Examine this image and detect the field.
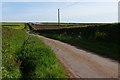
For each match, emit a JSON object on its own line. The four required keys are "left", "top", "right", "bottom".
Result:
{"left": 2, "top": 22, "right": 25, "bottom": 29}
{"left": 32, "top": 23, "right": 119, "bottom": 61}
{"left": 31, "top": 22, "right": 111, "bottom": 30}
{"left": 41, "top": 22, "right": 110, "bottom": 27}
{"left": 2, "top": 23, "right": 67, "bottom": 79}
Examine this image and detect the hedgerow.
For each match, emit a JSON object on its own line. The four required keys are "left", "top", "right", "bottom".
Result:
{"left": 33, "top": 23, "right": 119, "bottom": 61}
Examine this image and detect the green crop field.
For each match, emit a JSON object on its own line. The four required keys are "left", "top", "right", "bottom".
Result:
{"left": 2, "top": 22, "right": 25, "bottom": 29}
{"left": 2, "top": 23, "right": 67, "bottom": 79}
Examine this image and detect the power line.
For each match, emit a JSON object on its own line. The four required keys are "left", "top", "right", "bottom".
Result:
{"left": 60, "top": 2, "right": 79, "bottom": 10}
{"left": 57, "top": 2, "right": 80, "bottom": 24}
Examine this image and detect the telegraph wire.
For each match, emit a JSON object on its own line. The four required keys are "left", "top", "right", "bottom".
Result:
{"left": 57, "top": 2, "right": 80, "bottom": 24}
{"left": 60, "top": 2, "right": 80, "bottom": 10}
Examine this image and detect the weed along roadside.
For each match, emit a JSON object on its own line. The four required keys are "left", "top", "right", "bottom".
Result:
{"left": 2, "top": 23, "right": 67, "bottom": 79}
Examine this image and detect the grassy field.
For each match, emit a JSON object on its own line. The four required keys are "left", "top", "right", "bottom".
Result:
{"left": 2, "top": 23, "right": 67, "bottom": 79}
{"left": 33, "top": 23, "right": 119, "bottom": 61}
{"left": 2, "top": 22, "right": 25, "bottom": 29}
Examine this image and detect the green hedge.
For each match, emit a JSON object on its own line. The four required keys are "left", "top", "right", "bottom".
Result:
{"left": 35, "top": 23, "right": 119, "bottom": 44}
{"left": 33, "top": 23, "right": 119, "bottom": 61}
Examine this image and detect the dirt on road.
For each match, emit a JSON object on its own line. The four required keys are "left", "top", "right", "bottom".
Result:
{"left": 36, "top": 35, "right": 118, "bottom": 78}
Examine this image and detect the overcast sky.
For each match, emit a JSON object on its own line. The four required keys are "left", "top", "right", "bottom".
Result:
{"left": 2, "top": 1, "right": 119, "bottom": 23}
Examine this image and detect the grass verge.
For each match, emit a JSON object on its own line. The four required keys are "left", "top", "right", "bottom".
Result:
{"left": 2, "top": 23, "right": 67, "bottom": 79}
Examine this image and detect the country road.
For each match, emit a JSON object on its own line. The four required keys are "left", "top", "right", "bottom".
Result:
{"left": 35, "top": 34, "right": 118, "bottom": 78}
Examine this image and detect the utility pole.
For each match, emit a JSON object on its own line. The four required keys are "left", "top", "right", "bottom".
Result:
{"left": 58, "top": 8, "right": 60, "bottom": 28}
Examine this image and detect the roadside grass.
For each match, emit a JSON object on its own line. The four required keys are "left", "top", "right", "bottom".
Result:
{"left": 2, "top": 23, "right": 67, "bottom": 79}
{"left": 16, "top": 35, "right": 67, "bottom": 78}
{"left": 2, "top": 27, "right": 27, "bottom": 78}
